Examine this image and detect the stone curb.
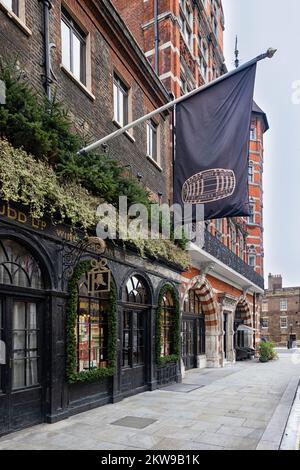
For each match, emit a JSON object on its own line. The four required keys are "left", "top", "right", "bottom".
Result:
{"left": 280, "top": 386, "right": 300, "bottom": 450}
{"left": 256, "top": 376, "right": 299, "bottom": 450}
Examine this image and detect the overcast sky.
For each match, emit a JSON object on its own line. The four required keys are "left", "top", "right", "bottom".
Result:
{"left": 222, "top": 0, "right": 300, "bottom": 287}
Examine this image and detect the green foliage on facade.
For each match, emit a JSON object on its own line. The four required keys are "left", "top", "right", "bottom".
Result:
{"left": 156, "top": 284, "right": 181, "bottom": 366}
{"left": 0, "top": 139, "right": 100, "bottom": 228}
{"left": 0, "top": 62, "right": 190, "bottom": 267}
{"left": 66, "top": 260, "right": 117, "bottom": 384}
{"left": 0, "top": 61, "right": 81, "bottom": 163}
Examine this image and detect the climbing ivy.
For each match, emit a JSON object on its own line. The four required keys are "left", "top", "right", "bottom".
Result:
{"left": 66, "top": 260, "right": 117, "bottom": 384}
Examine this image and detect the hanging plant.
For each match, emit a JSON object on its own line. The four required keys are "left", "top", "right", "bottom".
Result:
{"left": 66, "top": 259, "right": 117, "bottom": 383}
{"left": 156, "top": 284, "right": 181, "bottom": 366}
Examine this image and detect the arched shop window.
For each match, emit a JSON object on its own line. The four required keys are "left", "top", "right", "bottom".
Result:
{"left": 0, "top": 239, "right": 44, "bottom": 289}
{"left": 76, "top": 272, "right": 109, "bottom": 372}
{"left": 160, "top": 291, "right": 174, "bottom": 357}
{"left": 183, "top": 289, "right": 206, "bottom": 356}
{"left": 125, "top": 275, "right": 149, "bottom": 304}
{"left": 184, "top": 289, "right": 203, "bottom": 315}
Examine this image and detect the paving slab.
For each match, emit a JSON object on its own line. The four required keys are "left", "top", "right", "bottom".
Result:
{"left": 0, "top": 350, "right": 299, "bottom": 450}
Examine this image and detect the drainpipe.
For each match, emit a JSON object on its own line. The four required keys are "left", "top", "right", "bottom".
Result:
{"left": 154, "top": 0, "right": 159, "bottom": 74}
{"left": 40, "top": 0, "right": 52, "bottom": 100}
{"left": 253, "top": 292, "right": 256, "bottom": 348}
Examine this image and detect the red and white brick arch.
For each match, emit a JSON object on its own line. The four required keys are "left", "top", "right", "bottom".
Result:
{"left": 236, "top": 297, "right": 252, "bottom": 327}
{"left": 180, "top": 275, "right": 222, "bottom": 368}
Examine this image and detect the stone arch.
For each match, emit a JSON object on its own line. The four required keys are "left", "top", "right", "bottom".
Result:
{"left": 235, "top": 297, "right": 252, "bottom": 327}
{"left": 181, "top": 275, "right": 220, "bottom": 335}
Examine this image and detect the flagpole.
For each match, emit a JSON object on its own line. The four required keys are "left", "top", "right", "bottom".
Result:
{"left": 78, "top": 48, "right": 276, "bottom": 155}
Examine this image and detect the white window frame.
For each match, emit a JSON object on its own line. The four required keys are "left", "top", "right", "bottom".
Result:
{"left": 248, "top": 162, "right": 254, "bottom": 183}
{"left": 248, "top": 254, "right": 256, "bottom": 268}
{"left": 179, "top": 0, "right": 193, "bottom": 51}
{"left": 60, "top": 7, "right": 93, "bottom": 96}
{"left": 280, "top": 299, "right": 288, "bottom": 311}
{"left": 248, "top": 203, "right": 255, "bottom": 225}
{"left": 280, "top": 317, "right": 288, "bottom": 329}
{"left": 250, "top": 126, "right": 257, "bottom": 141}
{"left": 113, "top": 75, "right": 129, "bottom": 128}
{"left": 146, "top": 120, "right": 158, "bottom": 162}
{"left": 261, "top": 317, "right": 269, "bottom": 329}
{"left": 1, "top": 0, "right": 18, "bottom": 14}
{"left": 0, "top": 0, "right": 29, "bottom": 35}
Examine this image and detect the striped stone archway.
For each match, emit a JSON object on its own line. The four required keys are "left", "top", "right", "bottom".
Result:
{"left": 180, "top": 275, "right": 221, "bottom": 368}
{"left": 236, "top": 297, "right": 252, "bottom": 327}
{"left": 235, "top": 297, "right": 254, "bottom": 349}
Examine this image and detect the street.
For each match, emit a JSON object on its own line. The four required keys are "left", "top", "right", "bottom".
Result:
{"left": 0, "top": 350, "right": 299, "bottom": 451}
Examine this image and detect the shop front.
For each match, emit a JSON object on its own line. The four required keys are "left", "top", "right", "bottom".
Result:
{"left": 0, "top": 202, "right": 182, "bottom": 436}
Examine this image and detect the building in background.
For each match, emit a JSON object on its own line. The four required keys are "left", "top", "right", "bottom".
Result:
{"left": 113, "top": 0, "right": 269, "bottom": 370}
{"left": 261, "top": 275, "right": 300, "bottom": 347}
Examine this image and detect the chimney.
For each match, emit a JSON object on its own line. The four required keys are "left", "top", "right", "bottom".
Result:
{"left": 268, "top": 274, "right": 282, "bottom": 290}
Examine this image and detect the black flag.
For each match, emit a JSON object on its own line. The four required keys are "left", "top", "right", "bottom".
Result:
{"left": 174, "top": 64, "right": 257, "bottom": 221}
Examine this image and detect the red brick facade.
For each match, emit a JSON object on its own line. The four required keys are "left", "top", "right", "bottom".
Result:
{"left": 0, "top": 0, "right": 172, "bottom": 203}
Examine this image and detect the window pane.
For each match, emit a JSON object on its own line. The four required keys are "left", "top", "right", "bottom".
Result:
{"left": 72, "top": 33, "right": 81, "bottom": 81}
{"left": 26, "top": 355, "right": 38, "bottom": 387}
{"left": 119, "top": 88, "right": 124, "bottom": 126}
{"left": 13, "top": 352, "right": 25, "bottom": 389}
{"left": 113, "top": 82, "right": 119, "bottom": 122}
{"left": 2, "top": 0, "right": 13, "bottom": 11}
{"left": 61, "top": 20, "right": 71, "bottom": 71}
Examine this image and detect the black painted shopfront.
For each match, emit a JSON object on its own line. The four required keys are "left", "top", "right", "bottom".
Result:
{"left": 0, "top": 202, "right": 182, "bottom": 436}
{"left": 182, "top": 290, "right": 206, "bottom": 370}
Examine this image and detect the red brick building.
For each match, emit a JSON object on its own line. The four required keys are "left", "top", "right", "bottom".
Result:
{"left": 113, "top": 0, "right": 269, "bottom": 369}
{"left": 261, "top": 275, "right": 300, "bottom": 347}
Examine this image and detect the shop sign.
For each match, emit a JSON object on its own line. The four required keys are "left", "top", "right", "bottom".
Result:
{"left": 88, "top": 259, "right": 111, "bottom": 294}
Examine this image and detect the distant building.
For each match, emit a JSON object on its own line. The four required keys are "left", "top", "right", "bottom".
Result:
{"left": 261, "top": 275, "right": 300, "bottom": 346}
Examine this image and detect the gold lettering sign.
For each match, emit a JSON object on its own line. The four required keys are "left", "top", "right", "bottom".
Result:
{"left": 88, "top": 259, "right": 111, "bottom": 295}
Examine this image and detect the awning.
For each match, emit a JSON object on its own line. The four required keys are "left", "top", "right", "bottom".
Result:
{"left": 237, "top": 325, "right": 257, "bottom": 333}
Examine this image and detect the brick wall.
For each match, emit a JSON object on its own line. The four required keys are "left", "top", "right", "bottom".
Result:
{"left": 262, "top": 285, "right": 300, "bottom": 345}
{"left": 0, "top": 0, "right": 172, "bottom": 202}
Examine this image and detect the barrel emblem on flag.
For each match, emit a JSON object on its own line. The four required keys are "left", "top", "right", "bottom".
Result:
{"left": 182, "top": 169, "right": 236, "bottom": 204}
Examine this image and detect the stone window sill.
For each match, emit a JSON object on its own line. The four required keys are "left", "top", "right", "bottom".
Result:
{"left": 146, "top": 155, "right": 162, "bottom": 172}
{"left": 112, "top": 119, "right": 135, "bottom": 143}
{"left": 0, "top": 1, "right": 31, "bottom": 36}
{"left": 61, "top": 65, "right": 95, "bottom": 101}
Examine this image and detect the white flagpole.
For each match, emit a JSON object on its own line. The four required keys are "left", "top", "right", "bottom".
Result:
{"left": 78, "top": 48, "right": 276, "bottom": 155}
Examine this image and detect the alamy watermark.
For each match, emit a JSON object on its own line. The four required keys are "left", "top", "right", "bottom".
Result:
{"left": 291, "top": 80, "right": 300, "bottom": 104}
{"left": 95, "top": 197, "right": 205, "bottom": 248}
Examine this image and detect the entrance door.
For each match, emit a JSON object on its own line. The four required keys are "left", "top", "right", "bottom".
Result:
{"left": 182, "top": 319, "right": 195, "bottom": 370}
{"left": 223, "top": 313, "right": 228, "bottom": 359}
{"left": 182, "top": 316, "right": 206, "bottom": 370}
{"left": 0, "top": 297, "right": 44, "bottom": 435}
{"left": 121, "top": 309, "right": 147, "bottom": 394}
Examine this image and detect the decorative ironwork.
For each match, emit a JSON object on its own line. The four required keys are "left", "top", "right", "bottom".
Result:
{"left": 204, "top": 230, "right": 264, "bottom": 289}
{"left": 0, "top": 239, "right": 44, "bottom": 289}
{"left": 157, "top": 362, "right": 178, "bottom": 386}
{"left": 61, "top": 236, "right": 106, "bottom": 282}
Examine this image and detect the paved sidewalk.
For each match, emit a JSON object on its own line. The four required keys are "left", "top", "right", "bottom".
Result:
{"left": 0, "top": 350, "right": 299, "bottom": 450}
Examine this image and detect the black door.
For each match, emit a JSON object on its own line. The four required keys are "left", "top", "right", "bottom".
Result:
{"left": 182, "top": 318, "right": 195, "bottom": 370}
{"left": 121, "top": 309, "right": 147, "bottom": 394}
{"left": 0, "top": 296, "right": 44, "bottom": 435}
{"left": 223, "top": 313, "right": 228, "bottom": 359}
{"left": 182, "top": 316, "right": 205, "bottom": 370}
